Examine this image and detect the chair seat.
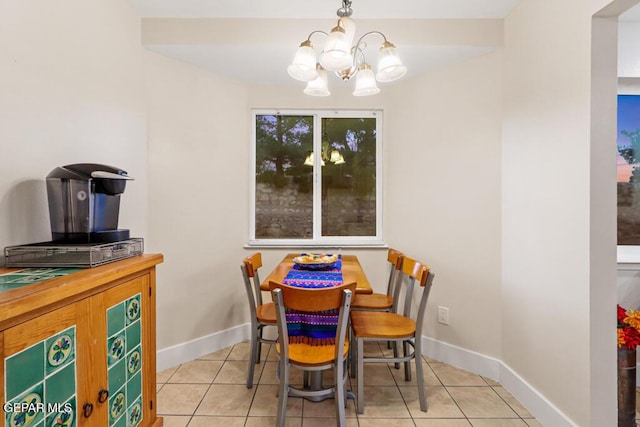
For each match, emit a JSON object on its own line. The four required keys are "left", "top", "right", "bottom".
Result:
{"left": 351, "top": 293, "right": 393, "bottom": 310}
{"left": 351, "top": 311, "right": 416, "bottom": 339}
{"left": 276, "top": 341, "right": 350, "bottom": 367}
{"left": 257, "top": 302, "right": 277, "bottom": 324}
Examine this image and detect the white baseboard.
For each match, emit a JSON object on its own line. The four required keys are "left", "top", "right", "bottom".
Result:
{"left": 156, "top": 323, "right": 250, "bottom": 371}
{"left": 422, "top": 336, "right": 577, "bottom": 427}
{"left": 156, "top": 328, "right": 576, "bottom": 425}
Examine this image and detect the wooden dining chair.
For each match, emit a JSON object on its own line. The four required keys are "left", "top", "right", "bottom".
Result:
{"left": 240, "top": 252, "right": 277, "bottom": 388}
{"left": 269, "top": 281, "right": 356, "bottom": 427}
{"left": 350, "top": 248, "right": 404, "bottom": 312}
{"left": 350, "top": 256, "right": 435, "bottom": 414}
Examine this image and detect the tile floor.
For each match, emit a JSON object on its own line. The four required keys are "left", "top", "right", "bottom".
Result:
{"left": 157, "top": 341, "right": 542, "bottom": 426}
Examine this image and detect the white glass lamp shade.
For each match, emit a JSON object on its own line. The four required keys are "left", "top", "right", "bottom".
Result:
{"left": 334, "top": 154, "right": 346, "bottom": 165}
{"left": 330, "top": 150, "right": 341, "bottom": 162}
{"left": 287, "top": 41, "right": 318, "bottom": 82}
{"left": 304, "top": 152, "right": 314, "bottom": 166}
{"left": 319, "top": 24, "right": 353, "bottom": 72}
{"left": 339, "top": 17, "right": 356, "bottom": 46}
{"left": 304, "top": 66, "right": 330, "bottom": 96}
{"left": 353, "top": 63, "right": 380, "bottom": 96}
{"left": 376, "top": 41, "right": 407, "bottom": 82}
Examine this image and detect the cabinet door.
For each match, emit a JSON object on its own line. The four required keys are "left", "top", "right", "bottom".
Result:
{"left": 3, "top": 302, "right": 86, "bottom": 427}
{"left": 101, "top": 276, "right": 151, "bottom": 427}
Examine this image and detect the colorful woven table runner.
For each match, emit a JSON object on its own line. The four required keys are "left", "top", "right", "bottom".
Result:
{"left": 282, "top": 256, "right": 343, "bottom": 345}
{"left": 282, "top": 257, "right": 343, "bottom": 288}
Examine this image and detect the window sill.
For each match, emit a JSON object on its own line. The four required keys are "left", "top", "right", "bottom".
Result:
{"left": 245, "top": 241, "right": 388, "bottom": 250}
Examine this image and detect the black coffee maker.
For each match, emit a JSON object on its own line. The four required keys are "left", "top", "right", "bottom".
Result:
{"left": 46, "top": 163, "right": 133, "bottom": 243}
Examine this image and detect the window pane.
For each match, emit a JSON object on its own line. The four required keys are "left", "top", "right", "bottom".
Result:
{"left": 321, "top": 117, "right": 377, "bottom": 237}
{"left": 255, "top": 115, "right": 313, "bottom": 239}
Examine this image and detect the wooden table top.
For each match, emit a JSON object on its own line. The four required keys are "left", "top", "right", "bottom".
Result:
{"left": 260, "top": 253, "right": 373, "bottom": 294}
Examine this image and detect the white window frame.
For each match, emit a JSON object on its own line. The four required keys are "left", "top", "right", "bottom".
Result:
{"left": 248, "top": 109, "right": 385, "bottom": 248}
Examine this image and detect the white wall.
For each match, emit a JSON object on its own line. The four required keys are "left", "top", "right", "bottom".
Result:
{"left": 144, "top": 51, "right": 250, "bottom": 349}
{"left": 501, "top": 1, "right": 617, "bottom": 425}
{"left": 0, "top": 1, "right": 148, "bottom": 261}
{"left": 384, "top": 53, "right": 503, "bottom": 358}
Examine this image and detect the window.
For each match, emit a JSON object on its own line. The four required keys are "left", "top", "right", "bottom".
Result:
{"left": 250, "top": 110, "right": 383, "bottom": 246}
{"left": 618, "top": 94, "right": 640, "bottom": 262}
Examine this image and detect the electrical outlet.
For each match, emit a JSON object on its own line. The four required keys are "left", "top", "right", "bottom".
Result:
{"left": 437, "top": 306, "right": 449, "bottom": 325}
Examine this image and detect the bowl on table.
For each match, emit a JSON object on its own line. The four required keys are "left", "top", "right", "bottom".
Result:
{"left": 292, "top": 254, "right": 339, "bottom": 270}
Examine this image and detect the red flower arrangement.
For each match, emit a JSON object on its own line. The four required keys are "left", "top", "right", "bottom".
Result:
{"left": 618, "top": 304, "right": 640, "bottom": 349}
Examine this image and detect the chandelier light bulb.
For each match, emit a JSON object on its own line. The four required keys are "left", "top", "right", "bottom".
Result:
{"left": 287, "top": 40, "right": 319, "bottom": 82}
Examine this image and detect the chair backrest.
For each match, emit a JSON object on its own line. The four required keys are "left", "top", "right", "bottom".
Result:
{"left": 386, "top": 248, "right": 404, "bottom": 295}
{"left": 393, "top": 256, "right": 435, "bottom": 336}
{"left": 241, "top": 253, "right": 264, "bottom": 318}
{"left": 269, "top": 281, "right": 356, "bottom": 360}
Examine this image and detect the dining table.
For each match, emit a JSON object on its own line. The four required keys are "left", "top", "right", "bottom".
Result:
{"left": 260, "top": 253, "right": 373, "bottom": 294}
{"left": 260, "top": 252, "right": 371, "bottom": 401}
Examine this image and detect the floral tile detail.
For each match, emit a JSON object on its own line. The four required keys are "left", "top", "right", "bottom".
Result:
{"left": 6, "top": 384, "right": 45, "bottom": 427}
{"left": 109, "top": 391, "right": 126, "bottom": 425}
{"left": 127, "top": 398, "right": 143, "bottom": 427}
{"left": 125, "top": 296, "right": 141, "bottom": 324}
{"left": 127, "top": 348, "right": 142, "bottom": 377}
{"left": 108, "top": 335, "right": 126, "bottom": 367}
{"left": 47, "top": 397, "right": 75, "bottom": 427}
{"left": 46, "top": 328, "right": 75, "bottom": 374}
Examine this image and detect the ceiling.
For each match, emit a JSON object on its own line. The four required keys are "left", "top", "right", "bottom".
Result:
{"left": 130, "top": 0, "right": 640, "bottom": 87}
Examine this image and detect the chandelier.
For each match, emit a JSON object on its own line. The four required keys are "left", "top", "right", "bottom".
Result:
{"left": 287, "top": 0, "right": 407, "bottom": 97}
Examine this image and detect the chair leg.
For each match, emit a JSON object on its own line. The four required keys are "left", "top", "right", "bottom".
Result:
{"left": 256, "top": 325, "right": 263, "bottom": 363}
{"left": 415, "top": 341, "right": 427, "bottom": 412}
{"left": 276, "top": 358, "right": 288, "bottom": 427}
{"left": 246, "top": 324, "right": 258, "bottom": 388}
{"left": 392, "top": 341, "right": 400, "bottom": 369}
{"left": 356, "top": 338, "right": 365, "bottom": 414}
{"left": 335, "top": 358, "right": 346, "bottom": 426}
{"left": 403, "top": 341, "right": 412, "bottom": 382}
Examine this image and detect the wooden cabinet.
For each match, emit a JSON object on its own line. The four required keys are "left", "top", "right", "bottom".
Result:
{"left": 0, "top": 254, "right": 163, "bottom": 427}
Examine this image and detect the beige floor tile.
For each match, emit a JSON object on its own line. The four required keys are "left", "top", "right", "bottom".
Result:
{"left": 245, "top": 416, "right": 302, "bottom": 426}
{"left": 195, "top": 383, "right": 256, "bottom": 416}
{"left": 248, "top": 384, "right": 303, "bottom": 417}
{"left": 355, "top": 385, "right": 412, "bottom": 418}
{"left": 430, "top": 363, "right": 488, "bottom": 386}
{"left": 389, "top": 361, "right": 442, "bottom": 387}
{"left": 447, "top": 387, "right": 519, "bottom": 419}
{"left": 158, "top": 415, "right": 191, "bottom": 427}
{"left": 493, "top": 386, "right": 534, "bottom": 418}
{"left": 301, "top": 394, "right": 358, "bottom": 418}
{"left": 259, "top": 361, "right": 306, "bottom": 386}
{"left": 156, "top": 383, "right": 209, "bottom": 415}
{"left": 360, "top": 363, "right": 397, "bottom": 386}
{"left": 302, "top": 417, "right": 359, "bottom": 426}
{"left": 187, "top": 416, "right": 246, "bottom": 426}
{"left": 155, "top": 343, "right": 540, "bottom": 426}
{"left": 157, "top": 366, "right": 179, "bottom": 384}
{"left": 469, "top": 419, "right": 528, "bottom": 427}
{"left": 482, "top": 376, "right": 501, "bottom": 386}
{"left": 168, "top": 360, "right": 223, "bottom": 384}
{"left": 414, "top": 420, "right": 472, "bottom": 427}
{"left": 399, "top": 386, "right": 465, "bottom": 419}
{"left": 227, "top": 341, "right": 259, "bottom": 361}
{"left": 198, "top": 346, "right": 232, "bottom": 360}
{"left": 214, "top": 360, "right": 258, "bottom": 384}
{"left": 359, "top": 418, "right": 420, "bottom": 427}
